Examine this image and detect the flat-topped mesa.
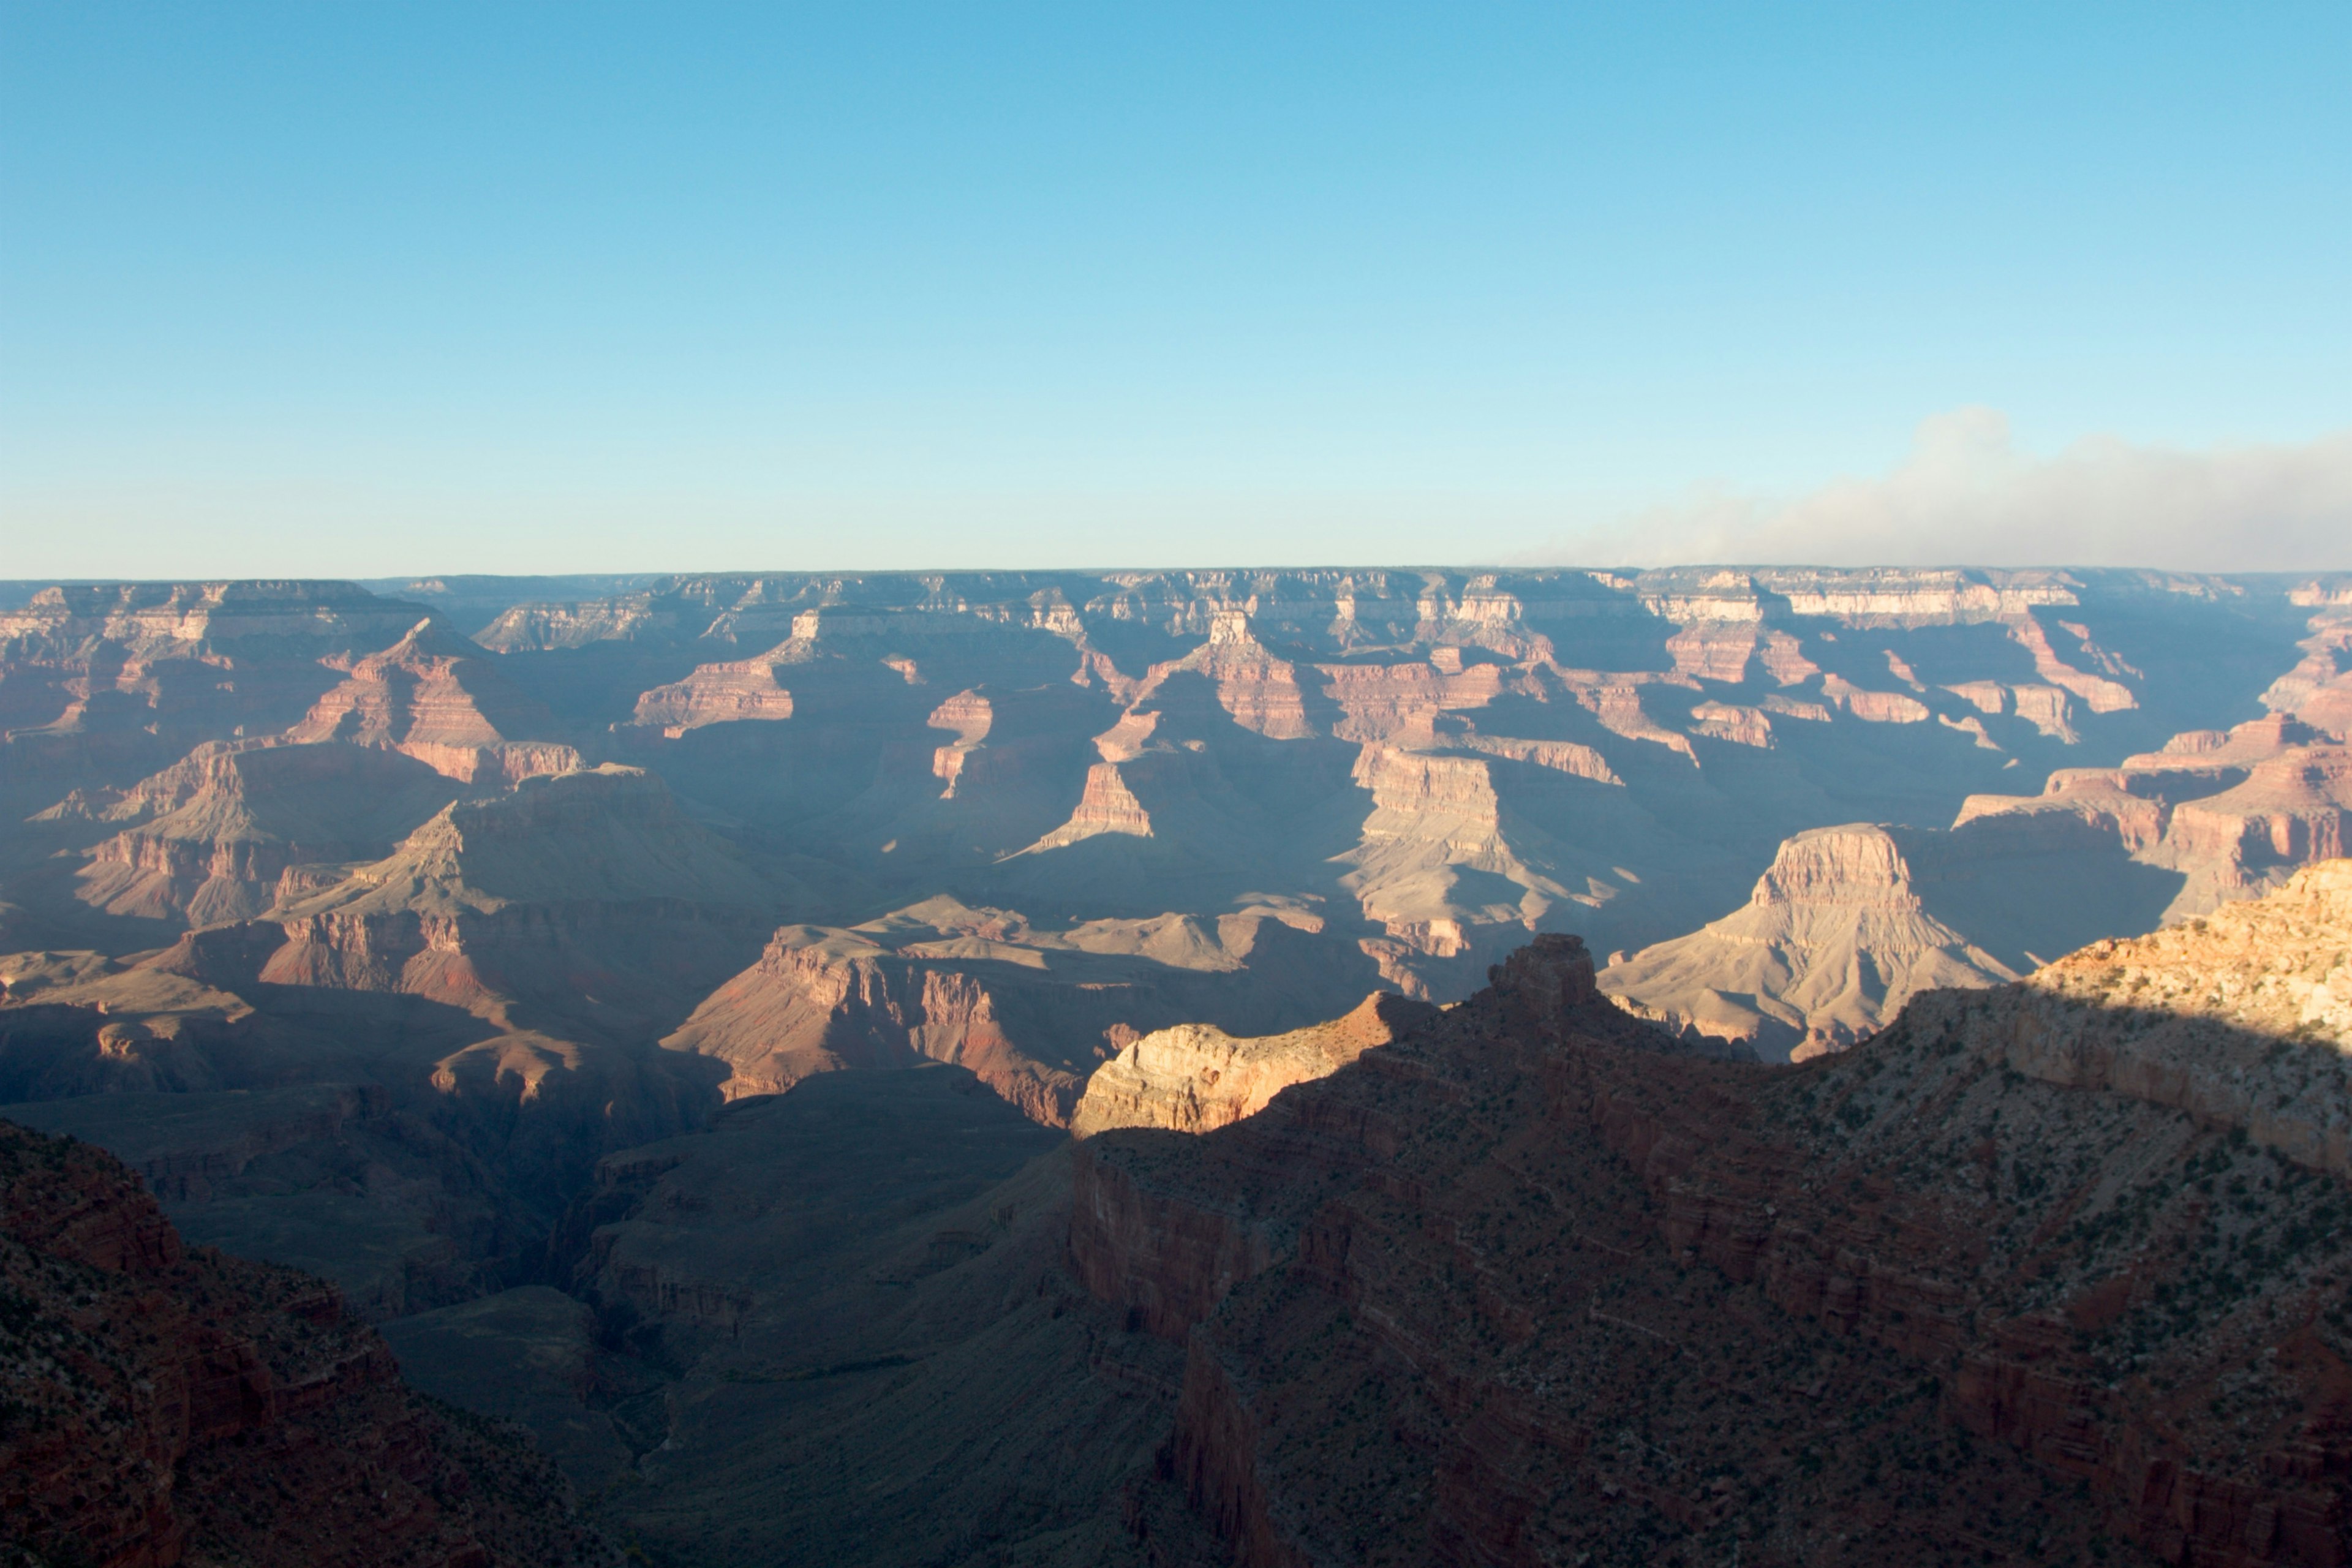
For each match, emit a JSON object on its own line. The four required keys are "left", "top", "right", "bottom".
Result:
{"left": 1751, "top": 821, "right": 1921, "bottom": 907}
{"left": 1316, "top": 657, "right": 1515, "bottom": 747}
{"left": 1070, "top": 991, "right": 1439, "bottom": 1137}
{"left": 1600, "top": 824, "right": 2016, "bottom": 1060}
{"left": 289, "top": 617, "right": 575, "bottom": 783}
{"left": 1352, "top": 743, "right": 1505, "bottom": 854}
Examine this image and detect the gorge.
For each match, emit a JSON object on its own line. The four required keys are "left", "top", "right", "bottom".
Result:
{"left": 4, "top": 566, "right": 2350, "bottom": 1566}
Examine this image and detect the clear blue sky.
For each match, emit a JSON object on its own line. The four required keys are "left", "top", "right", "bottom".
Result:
{"left": 4, "top": 2, "right": 2346, "bottom": 575}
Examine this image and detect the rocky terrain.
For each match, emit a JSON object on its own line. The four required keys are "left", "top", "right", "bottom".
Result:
{"left": 1066, "top": 872, "right": 2352, "bottom": 1566}
{"left": 1597, "top": 822, "right": 2021, "bottom": 1059}
{"left": 1071, "top": 990, "right": 1440, "bottom": 1136}
{"left": 1957, "top": 713, "right": 2352, "bottom": 921}
{"left": 2, "top": 566, "right": 2350, "bottom": 1562}
{"left": 0, "top": 1115, "right": 611, "bottom": 1566}
{"left": 380, "top": 866, "right": 2352, "bottom": 1567}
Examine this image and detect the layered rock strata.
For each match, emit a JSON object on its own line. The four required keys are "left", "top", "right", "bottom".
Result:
{"left": 259, "top": 764, "right": 779, "bottom": 1036}
{"left": 1072, "top": 899, "right": 2352, "bottom": 1566}
{"left": 289, "top": 618, "right": 576, "bottom": 784}
{"left": 1600, "top": 823, "right": 2017, "bottom": 1060}
{"left": 1959, "top": 715, "right": 2352, "bottom": 919}
{"left": 663, "top": 897, "right": 1382, "bottom": 1126}
{"left": 50, "top": 741, "right": 461, "bottom": 925}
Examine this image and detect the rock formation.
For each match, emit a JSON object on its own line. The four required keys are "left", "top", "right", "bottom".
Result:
{"left": 6, "top": 567, "right": 2352, "bottom": 1565}
{"left": 0, "top": 581, "right": 440, "bottom": 817}
{"left": 662, "top": 895, "right": 1384, "bottom": 1125}
{"left": 288, "top": 617, "right": 576, "bottom": 784}
{"left": 0, "top": 1115, "right": 611, "bottom": 1567}
{"left": 1070, "top": 990, "right": 1439, "bottom": 1136}
{"left": 1600, "top": 823, "right": 2018, "bottom": 1060}
{"left": 1068, "top": 891, "right": 2352, "bottom": 1566}
{"left": 627, "top": 657, "right": 796, "bottom": 735}
{"left": 49, "top": 740, "right": 461, "bottom": 925}
{"left": 1959, "top": 714, "right": 2352, "bottom": 919}
{"left": 260, "top": 764, "right": 781, "bottom": 1038}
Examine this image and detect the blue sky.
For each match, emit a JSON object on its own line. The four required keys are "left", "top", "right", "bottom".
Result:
{"left": 4, "top": 2, "right": 2346, "bottom": 575}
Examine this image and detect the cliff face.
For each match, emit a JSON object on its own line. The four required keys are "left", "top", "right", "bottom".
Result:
{"left": 1072, "top": 891, "right": 2352, "bottom": 1567}
{"left": 51, "top": 741, "right": 462, "bottom": 925}
{"left": 627, "top": 658, "right": 795, "bottom": 734}
{"left": 663, "top": 898, "right": 1388, "bottom": 1126}
{"left": 289, "top": 619, "right": 575, "bottom": 785}
{"left": 1960, "top": 715, "right": 2352, "bottom": 921}
{"left": 254, "top": 766, "right": 782, "bottom": 1039}
{"left": 0, "top": 1117, "right": 611, "bottom": 1568}
{"left": 1070, "top": 990, "right": 1439, "bottom": 1137}
{"left": 0, "top": 582, "right": 443, "bottom": 817}
{"left": 659, "top": 924, "right": 1093, "bottom": 1123}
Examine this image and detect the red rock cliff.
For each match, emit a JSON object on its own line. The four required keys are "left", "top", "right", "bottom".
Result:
{"left": 1075, "top": 910, "right": 2352, "bottom": 1566}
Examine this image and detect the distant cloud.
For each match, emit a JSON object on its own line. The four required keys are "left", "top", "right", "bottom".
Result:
{"left": 1531, "top": 409, "right": 2352, "bottom": 571}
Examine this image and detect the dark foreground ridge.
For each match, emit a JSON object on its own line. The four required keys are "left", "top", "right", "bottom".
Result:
{"left": 0, "top": 1117, "right": 614, "bottom": 1568}
{"left": 1070, "top": 888, "right": 2352, "bottom": 1566}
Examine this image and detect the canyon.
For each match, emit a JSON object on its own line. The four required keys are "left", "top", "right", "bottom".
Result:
{"left": 3, "top": 566, "right": 2350, "bottom": 1562}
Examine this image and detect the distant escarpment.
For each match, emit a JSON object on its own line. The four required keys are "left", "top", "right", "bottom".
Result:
{"left": 0, "top": 1116, "right": 611, "bottom": 1567}
{"left": 1072, "top": 876, "right": 2352, "bottom": 1566}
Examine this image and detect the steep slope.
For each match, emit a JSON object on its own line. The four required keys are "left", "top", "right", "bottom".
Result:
{"left": 0, "top": 1116, "right": 611, "bottom": 1567}
{"left": 288, "top": 617, "right": 576, "bottom": 784}
{"left": 661, "top": 895, "right": 1384, "bottom": 1125}
{"left": 1599, "top": 823, "right": 2018, "bottom": 1060}
{"left": 1071, "top": 885, "right": 2352, "bottom": 1567}
{"left": 263, "top": 764, "right": 783, "bottom": 1039}
{"left": 0, "top": 581, "right": 439, "bottom": 819}
{"left": 50, "top": 741, "right": 461, "bottom": 925}
{"left": 1959, "top": 715, "right": 2352, "bottom": 921}
{"left": 414, "top": 1065, "right": 1223, "bottom": 1568}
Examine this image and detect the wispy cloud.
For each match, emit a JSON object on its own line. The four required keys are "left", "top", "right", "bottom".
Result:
{"left": 1529, "top": 409, "right": 2352, "bottom": 570}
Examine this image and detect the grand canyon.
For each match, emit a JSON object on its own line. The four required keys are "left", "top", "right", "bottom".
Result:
{"left": 4, "top": 567, "right": 2350, "bottom": 1566}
